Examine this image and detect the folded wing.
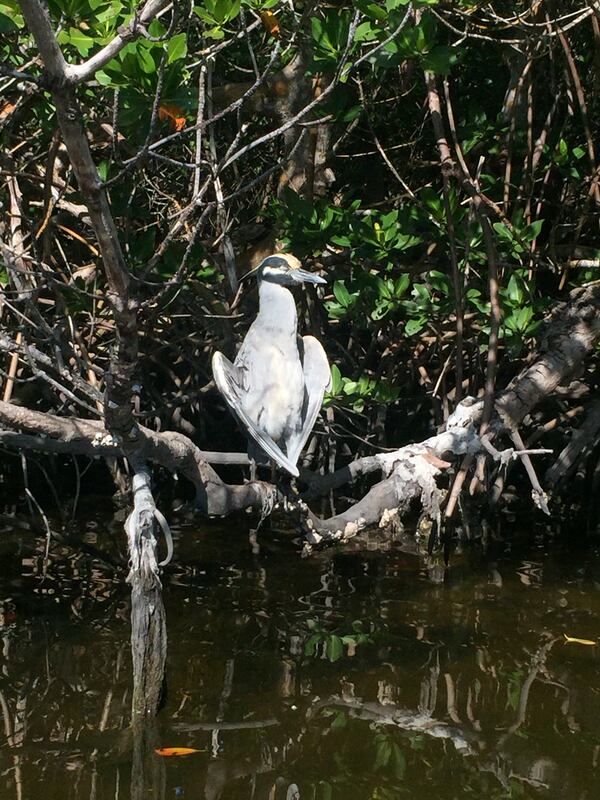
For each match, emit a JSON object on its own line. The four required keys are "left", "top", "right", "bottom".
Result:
{"left": 212, "top": 351, "right": 300, "bottom": 477}
{"left": 286, "top": 335, "right": 331, "bottom": 466}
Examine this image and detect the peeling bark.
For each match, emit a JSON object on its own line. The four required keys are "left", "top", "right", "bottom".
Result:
{"left": 126, "top": 469, "right": 166, "bottom": 718}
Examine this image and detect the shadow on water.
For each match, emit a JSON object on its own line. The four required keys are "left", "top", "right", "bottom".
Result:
{"left": 1, "top": 508, "right": 600, "bottom": 799}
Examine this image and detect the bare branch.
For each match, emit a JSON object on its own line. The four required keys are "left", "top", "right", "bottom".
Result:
{"left": 66, "top": 0, "right": 172, "bottom": 85}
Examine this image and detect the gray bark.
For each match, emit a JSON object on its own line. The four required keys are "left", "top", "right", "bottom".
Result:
{"left": 17, "top": 0, "right": 174, "bottom": 720}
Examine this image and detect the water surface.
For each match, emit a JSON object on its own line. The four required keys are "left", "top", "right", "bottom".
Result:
{"left": 1, "top": 510, "right": 600, "bottom": 799}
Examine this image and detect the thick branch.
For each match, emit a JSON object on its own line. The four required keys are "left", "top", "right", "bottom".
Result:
{"left": 66, "top": 0, "right": 171, "bottom": 84}
{"left": 2, "top": 282, "right": 598, "bottom": 542}
{"left": 19, "top": 0, "right": 138, "bottom": 441}
{"left": 495, "top": 283, "right": 600, "bottom": 427}
{"left": 0, "top": 399, "right": 267, "bottom": 516}
{"left": 545, "top": 397, "right": 600, "bottom": 487}
{"left": 126, "top": 469, "right": 167, "bottom": 718}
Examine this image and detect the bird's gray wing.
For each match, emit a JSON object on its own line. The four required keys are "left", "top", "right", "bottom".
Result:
{"left": 212, "top": 351, "right": 300, "bottom": 477}
{"left": 286, "top": 335, "right": 331, "bottom": 466}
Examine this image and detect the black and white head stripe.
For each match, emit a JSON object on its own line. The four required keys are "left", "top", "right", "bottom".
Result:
{"left": 260, "top": 255, "right": 290, "bottom": 270}
{"left": 259, "top": 253, "right": 302, "bottom": 280}
{"left": 257, "top": 253, "right": 325, "bottom": 285}
{"left": 260, "top": 256, "right": 289, "bottom": 279}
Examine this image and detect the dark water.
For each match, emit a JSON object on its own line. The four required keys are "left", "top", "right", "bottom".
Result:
{"left": 1, "top": 508, "right": 600, "bottom": 800}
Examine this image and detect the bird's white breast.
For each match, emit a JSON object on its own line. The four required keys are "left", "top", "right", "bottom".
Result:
{"left": 236, "top": 281, "right": 305, "bottom": 443}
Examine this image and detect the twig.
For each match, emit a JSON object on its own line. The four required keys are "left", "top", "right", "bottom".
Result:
{"left": 509, "top": 428, "right": 550, "bottom": 514}
{"left": 206, "top": 58, "right": 237, "bottom": 294}
{"left": 192, "top": 63, "right": 206, "bottom": 198}
{"left": 64, "top": 0, "right": 172, "bottom": 84}
{"left": 2, "top": 331, "right": 22, "bottom": 402}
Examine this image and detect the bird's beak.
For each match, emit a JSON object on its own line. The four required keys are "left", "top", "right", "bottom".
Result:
{"left": 290, "top": 269, "right": 327, "bottom": 285}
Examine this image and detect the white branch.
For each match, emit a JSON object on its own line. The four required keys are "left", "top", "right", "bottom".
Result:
{"left": 66, "top": 0, "right": 171, "bottom": 84}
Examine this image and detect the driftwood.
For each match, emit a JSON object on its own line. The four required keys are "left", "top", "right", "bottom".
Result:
{"left": 126, "top": 469, "right": 167, "bottom": 718}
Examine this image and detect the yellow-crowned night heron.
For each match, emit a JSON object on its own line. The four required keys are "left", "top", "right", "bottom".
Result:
{"left": 212, "top": 253, "right": 330, "bottom": 477}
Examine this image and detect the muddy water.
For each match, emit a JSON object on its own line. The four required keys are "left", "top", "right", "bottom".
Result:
{"left": 1, "top": 509, "right": 600, "bottom": 799}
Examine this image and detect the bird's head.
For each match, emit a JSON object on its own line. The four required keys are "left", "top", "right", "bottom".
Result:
{"left": 256, "top": 253, "right": 326, "bottom": 286}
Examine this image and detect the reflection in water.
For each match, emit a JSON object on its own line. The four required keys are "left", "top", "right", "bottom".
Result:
{"left": 1, "top": 511, "right": 600, "bottom": 799}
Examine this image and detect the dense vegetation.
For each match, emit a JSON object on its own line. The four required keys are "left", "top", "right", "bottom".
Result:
{"left": 1, "top": 0, "right": 600, "bottom": 531}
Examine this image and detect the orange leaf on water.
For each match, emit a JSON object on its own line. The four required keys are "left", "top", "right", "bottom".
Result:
{"left": 260, "top": 10, "right": 280, "bottom": 37}
{"left": 158, "top": 104, "right": 186, "bottom": 132}
{"left": 155, "top": 747, "right": 202, "bottom": 757}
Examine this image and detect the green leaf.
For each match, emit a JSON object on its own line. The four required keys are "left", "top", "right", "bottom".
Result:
{"left": 420, "top": 186, "right": 443, "bottom": 216}
{"left": 355, "top": 0, "right": 388, "bottom": 21}
{"left": 148, "top": 18, "right": 166, "bottom": 37}
{"left": 0, "top": 9, "right": 19, "bottom": 31}
{"left": 428, "top": 270, "right": 450, "bottom": 294}
{"left": 326, "top": 635, "right": 344, "bottom": 662}
{"left": 167, "top": 32, "right": 187, "bottom": 64}
{"left": 392, "top": 743, "right": 406, "bottom": 780}
{"left": 95, "top": 69, "right": 112, "bottom": 85}
{"left": 97, "top": 160, "right": 109, "bottom": 181}
{"left": 341, "top": 104, "right": 363, "bottom": 123}
{"left": 381, "top": 209, "right": 398, "bottom": 229}
{"left": 333, "top": 280, "right": 351, "bottom": 307}
{"left": 421, "top": 45, "right": 454, "bottom": 75}
{"left": 330, "top": 710, "right": 347, "bottom": 729}
{"left": 304, "top": 634, "right": 322, "bottom": 657}
{"left": 516, "top": 306, "right": 533, "bottom": 331}
{"left": 507, "top": 273, "right": 524, "bottom": 304}
{"left": 355, "top": 20, "right": 378, "bottom": 42}
{"left": 330, "top": 233, "right": 352, "bottom": 247}
{"left": 405, "top": 317, "right": 426, "bottom": 336}
{"left": 204, "top": 26, "right": 225, "bottom": 39}
{"left": 137, "top": 44, "right": 156, "bottom": 74}
{"left": 371, "top": 301, "right": 391, "bottom": 321}
{"left": 395, "top": 273, "right": 410, "bottom": 297}
{"left": 64, "top": 27, "right": 96, "bottom": 56}
{"left": 311, "top": 9, "right": 351, "bottom": 62}
{"left": 329, "top": 364, "right": 343, "bottom": 394}
{"left": 493, "top": 221, "right": 513, "bottom": 241}
{"left": 527, "top": 219, "right": 543, "bottom": 240}
{"left": 311, "top": 16, "right": 330, "bottom": 50}
{"left": 412, "top": 283, "right": 430, "bottom": 302}
{"left": 374, "top": 736, "right": 392, "bottom": 769}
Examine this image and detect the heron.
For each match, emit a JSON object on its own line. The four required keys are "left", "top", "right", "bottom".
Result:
{"left": 212, "top": 253, "right": 330, "bottom": 477}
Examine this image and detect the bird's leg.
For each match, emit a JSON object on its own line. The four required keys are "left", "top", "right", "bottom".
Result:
{"left": 250, "top": 458, "right": 257, "bottom": 482}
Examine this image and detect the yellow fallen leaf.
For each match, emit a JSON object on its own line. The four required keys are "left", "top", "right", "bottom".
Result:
{"left": 155, "top": 747, "right": 202, "bottom": 757}
{"left": 563, "top": 634, "right": 597, "bottom": 646}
